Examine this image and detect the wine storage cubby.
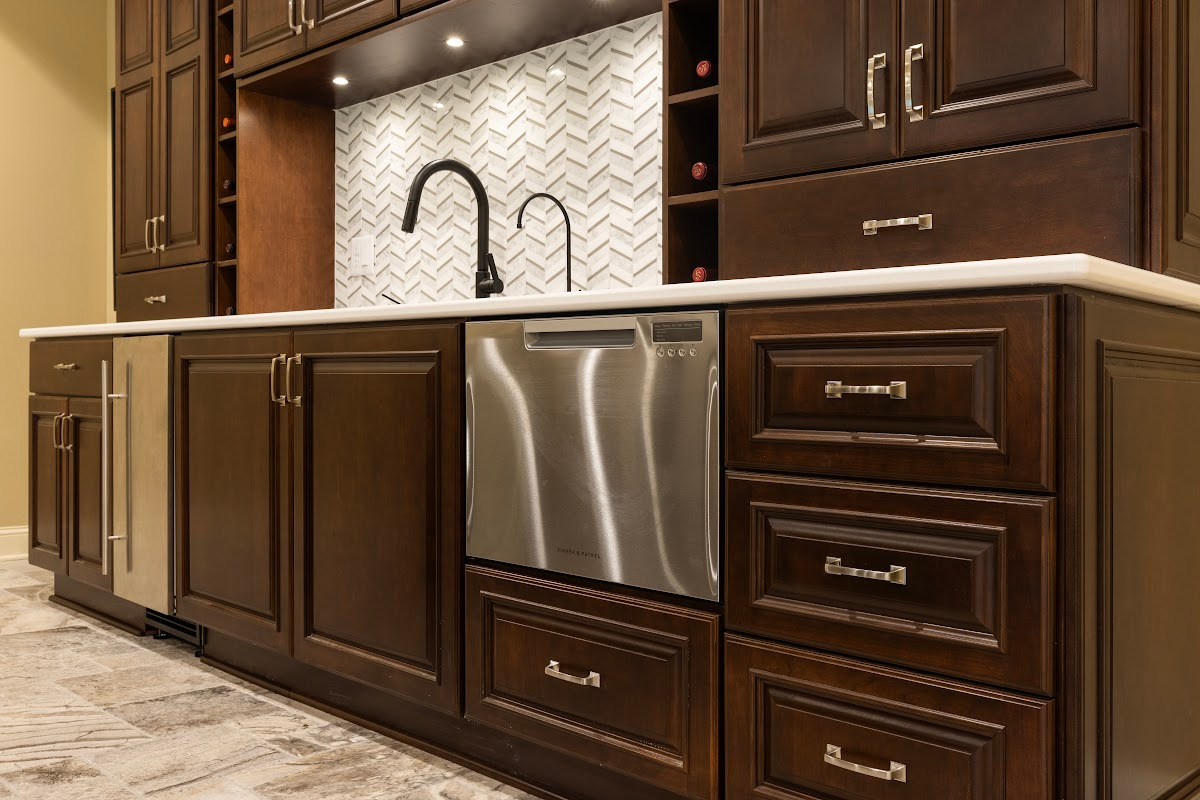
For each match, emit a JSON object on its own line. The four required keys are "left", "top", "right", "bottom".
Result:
{"left": 215, "top": 1, "right": 238, "bottom": 314}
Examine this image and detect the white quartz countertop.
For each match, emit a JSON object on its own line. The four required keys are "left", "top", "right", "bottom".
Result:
{"left": 20, "top": 254, "right": 1200, "bottom": 339}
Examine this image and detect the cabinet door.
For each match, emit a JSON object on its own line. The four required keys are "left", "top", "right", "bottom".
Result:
{"left": 158, "top": 0, "right": 212, "bottom": 267}
{"left": 115, "top": 69, "right": 158, "bottom": 273}
{"left": 721, "top": 0, "right": 898, "bottom": 183}
{"left": 291, "top": 324, "right": 461, "bottom": 712}
{"left": 175, "top": 333, "right": 292, "bottom": 652}
{"left": 116, "top": 0, "right": 155, "bottom": 77}
{"left": 236, "top": 0, "right": 305, "bottom": 75}
{"left": 900, "top": 0, "right": 1137, "bottom": 156}
{"left": 305, "top": 0, "right": 397, "bottom": 49}
{"left": 64, "top": 398, "right": 112, "bottom": 592}
{"left": 29, "top": 397, "right": 68, "bottom": 575}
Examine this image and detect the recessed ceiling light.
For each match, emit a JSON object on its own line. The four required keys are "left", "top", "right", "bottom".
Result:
{"left": 445, "top": 36, "right": 464, "bottom": 48}
{"left": 332, "top": 76, "right": 349, "bottom": 86}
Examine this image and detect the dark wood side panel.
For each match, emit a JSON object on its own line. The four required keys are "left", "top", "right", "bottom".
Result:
{"left": 725, "top": 635, "right": 1054, "bottom": 800}
{"left": 29, "top": 339, "right": 114, "bottom": 398}
{"left": 726, "top": 472, "right": 1054, "bottom": 694}
{"left": 721, "top": 129, "right": 1140, "bottom": 278}
{"left": 1060, "top": 291, "right": 1200, "bottom": 800}
{"left": 115, "top": 263, "right": 213, "bottom": 321}
{"left": 175, "top": 332, "right": 292, "bottom": 652}
{"left": 291, "top": 323, "right": 461, "bottom": 713}
{"left": 466, "top": 566, "right": 720, "bottom": 800}
{"left": 64, "top": 398, "right": 111, "bottom": 592}
{"left": 28, "top": 396, "right": 68, "bottom": 575}
{"left": 238, "top": 91, "right": 334, "bottom": 313}
{"left": 726, "top": 293, "right": 1055, "bottom": 491}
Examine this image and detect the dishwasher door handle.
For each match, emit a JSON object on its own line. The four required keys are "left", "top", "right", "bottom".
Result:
{"left": 524, "top": 317, "right": 637, "bottom": 350}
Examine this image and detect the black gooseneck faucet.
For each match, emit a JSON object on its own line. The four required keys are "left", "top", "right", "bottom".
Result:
{"left": 516, "top": 192, "right": 573, "bottom": 292}
{"left": 400, "top": 159, "right": 505, "bottom": 298}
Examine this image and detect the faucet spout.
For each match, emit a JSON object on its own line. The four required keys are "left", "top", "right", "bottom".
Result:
{"left": 517, "top": 192, "right": 573, "bottom": 292}
{"left": 401, "top": 158, "right": 504, "bottom": 298}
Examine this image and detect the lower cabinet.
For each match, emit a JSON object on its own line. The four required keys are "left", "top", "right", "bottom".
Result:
{"left": 725, "top": 635, "right": 1054, "bottom": 800}
{"left": 175, "top": 324, "right": 462, "bottom": 712}
{"left": 29, "top": 396, "right": 69, "bottom": 574}
{"left": 465, "top": 566, "right": 721, "bottom": 800}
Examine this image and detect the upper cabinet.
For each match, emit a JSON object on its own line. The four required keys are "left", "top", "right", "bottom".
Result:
{"left": 721, "top": 0, "right": 1138, "bottom": 184}
{"left": 115, "top": 0, "right": 212, "bottom": 274}
{"left": 235, "top": 0, "right": 397, "bottom": 75}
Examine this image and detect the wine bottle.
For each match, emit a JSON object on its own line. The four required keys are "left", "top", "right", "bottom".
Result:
{"left": 690, "top": 161, "right": 710, "bottom": 182}
{"left": 691, "top": 266, "right": 712, "bottom": 282}
{"left": 221, "top": 115, "right": 235, "bottom": 130}
{"left": 695, "top": 60, "right": 715, "bottom": 80}
{"left": 223, "top": 53, "right": 233, "bottom": 66}
{"left": 222, "top": 178, "right": 235, "bottom": 193}
{"left": 224, "top": 242, "right": 235, "bottom": 256}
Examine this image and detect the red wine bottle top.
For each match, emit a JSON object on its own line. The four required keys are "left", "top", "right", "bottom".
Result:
{"left": 223, "top": 53, "right": 233, "bottom": 66}
{"left": 691, "top": 161, "right": 709, "bottom": 181}
{"left": 222, "top": 116, "right": 234, "bottom": 129}
{"left": 696, "top": 60, "right": 713, "bottom": 79}
{"left": 691, "top": 266, "right": 710, "bottom": 282}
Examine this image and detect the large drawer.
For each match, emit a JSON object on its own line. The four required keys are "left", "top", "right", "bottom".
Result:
{"left": 725, "top": 636, "right": 1054, "bottom": 800}
{"left": 726, "top": 472, "right": 1054, "bottom": 694}
{"left": 465, "top": 566, "right": 720, "bottom": 800}
{"left": 720, "top": 129, "right": 1138, "bottom": 277}
{"left": 29, "top": 338, "right": 113, "bottom": 397}
{"left": 115, "top": 263, "right": 212, "bottom": 322}
{"left": 726, "top": 293, "right": 1054, "bottom": 491}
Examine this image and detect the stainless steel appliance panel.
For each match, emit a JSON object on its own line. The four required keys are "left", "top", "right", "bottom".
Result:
{"left": 466, "top": 311, "right": 720, "bottom": 600}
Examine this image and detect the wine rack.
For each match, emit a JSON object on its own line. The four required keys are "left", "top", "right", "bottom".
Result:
{"left": 663, "top": 0, "right": 720, "bottom": 284}
{"left": 214, "top": 1, "right": 238, "bottom": 314}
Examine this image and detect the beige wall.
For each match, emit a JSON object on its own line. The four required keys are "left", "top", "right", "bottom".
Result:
{"left": 0, "top": 2, "right": 112, "bottom": 529}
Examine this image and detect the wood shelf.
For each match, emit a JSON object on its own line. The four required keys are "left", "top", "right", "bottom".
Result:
{"left": 218, "top": 194, "right": 238, "bottom": 206}
{"left": 216, "top": 258, "right": 238, "bottom": 268}
{"left": 668, "top": 190, "right": 718, "bottom": 208}
{"left": 218, "top": 67, "right": 235, "bottom": 80}
{"left": 217, "top": 4, "right": 233, "bottom": 16}
{"left": 218, "top": 130, "right": 237, "bottom": 143}
{"left": 668, "top": 85, "right": 719, "bottom": 107}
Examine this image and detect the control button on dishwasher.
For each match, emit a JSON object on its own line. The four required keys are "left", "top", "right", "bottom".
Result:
{"left": 667, "top": 348, "right": 676, "bottom": 357}
{"left": 689, "top": 348, "right": 698, "bottom": 357}
{"left": 656, "top": 347, "right": 665, "bottom": 357}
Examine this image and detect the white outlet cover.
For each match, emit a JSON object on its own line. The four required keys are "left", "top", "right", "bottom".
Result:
{"left": 349, "top": 235, "right": 375, "bottom": 277}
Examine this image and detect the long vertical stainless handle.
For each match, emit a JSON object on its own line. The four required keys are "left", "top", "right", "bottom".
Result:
{"left": 904, "top": 43, "right": 925, "bottom": 122}
{"left": 287, "top": 355, "right": 303, "bottom": 406}
{"left": 270, "top": 354, "right": 287, "bottom": 405}
{"left": 299, "top": 0, "right": 315, "bottom": 29}
{"left": 287, "top": 0, "right": 303, "bottom": 33}
{"left": 107, "top": 363, "right": 129, "bottom": 549}
{"left": 101, "top": 361, "right": 110, "bottom": 576}
{"left": 545, "top": 660, "right": 601, "bottom": 687}
{"left": 825, "top": 745, "right": 907, "bottom": 782}
{"left": 867, "top": 53, "right": 887, "bottom": 129}
{"left": 144, "top": 218, "right": 152, "bottom": 252}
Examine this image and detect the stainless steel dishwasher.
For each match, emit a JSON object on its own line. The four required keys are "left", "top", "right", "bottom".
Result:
{"left": 465, "top": 310, "right": 720, "bottom": 601}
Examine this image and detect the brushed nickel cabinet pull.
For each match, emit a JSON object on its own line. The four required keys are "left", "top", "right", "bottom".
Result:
{"left": 270, "top": 355, "right": 287, "bottom": 406}
{"left": 286, "top": 355, "right": 303, "bottom": 407}
{"left": 155, "top": 215, "right": 166, "bottom": 252}
{"left": 867, "top": 53, "right": 887, "bottom": 129}
{"left": 60, "top": 414, "right": 74, "bottom": 452}
{"left": 52, "top": 413, "right": 64, "bottom": 450}
{"left": 904, "top": 43, "right": 925, "bottom": 122}
{"left": 144, "top": 218, "right": 152, "bottom": 252}
{"left": 825, "top": 557, "right": 907, "bottom": 585}
{"left": 545, "top": 660, "right": 601, "bottom": 687}
{"left": 299, "top": 0, "right": 315, "bottom": 28}
{"left": 287, "top": 0, "right": 302, "bottom": 33}
{"left": 825, "top": 380, "right": 907, "bottom": 400}
{"left": 825, "top": 745, "right": 907, "bottom": 782}
{"left": 53, "top": 363, "right": 78, "bottom": 371}
{"left": 863, "top": 214, "right": 932, "bottom": 235}
{"left": 144, "top": 295, "right": 167, "bottom": 304}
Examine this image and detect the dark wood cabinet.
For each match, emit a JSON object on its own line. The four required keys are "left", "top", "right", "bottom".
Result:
{"left": 28, "top": 397, "right": 68, "bottom": 575}
{"left": 115, "top": 0, "right": 211, "bottom": 275}
{"left": 235, "top": 0, "right": 397, "bottom": 74}
{"left": 721, "top": 0, "right": 898, "bottom": 183}
{"left": 899, "top": 0, "right": 1137, "bottom": 157}
{"left": 63, "top": 398, "right": 111, "bottom": 592}
{"left": 175, "top": 332, "right": 292, "bottom": 652}
{"left": 291, "top": 324, "right": 461, "bottom": 712}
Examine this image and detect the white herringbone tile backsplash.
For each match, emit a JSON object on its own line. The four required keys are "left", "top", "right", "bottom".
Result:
{"left": 334, "top": 14, "right": 663, "bottom": 307}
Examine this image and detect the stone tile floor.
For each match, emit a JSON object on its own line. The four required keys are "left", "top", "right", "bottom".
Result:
{"left": 0, "top": 559, "right": 536, "bottom": 799}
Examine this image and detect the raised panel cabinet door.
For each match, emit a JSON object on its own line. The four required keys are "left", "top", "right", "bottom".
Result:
{"left": 291, "top": 324, "right": 461, "bottom": 713}
{"left": 115, "top": 76, "right": 158, "bottom": 273}
{"left": 175, "top": 332, "right": 292, "bottom": 652}
{"left": 117, "top": 0, "right": 155, "bottom": 77}
{"left": 63, "top": 398, "right": 112, "bottom": 592}
{"left": 304, "top": 0, "right": 397, "bottom": 49}
{"left": 900, "top": 0, "right": 1137, "bottom": 155}
{"left": 28, "top": 397, "right": 68, "bottom": 575}
{"left": 236, "top": 0, "right": 305, "bottom": 75}
{"left": 158, "top": 0, "right": 212, "bottom": 267}
{"left": 721, "top": 0, "right": 898, "bottom": 183}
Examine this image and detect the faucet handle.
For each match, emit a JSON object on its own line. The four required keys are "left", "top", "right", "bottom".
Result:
{"left": 478, "top": 254, "right": 505, "bottom": 297}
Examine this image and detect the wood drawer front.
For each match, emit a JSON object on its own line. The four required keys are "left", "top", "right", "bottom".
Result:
{"left": 721, "top": 129, "right": 1138, "bottom": 277}
{"left": 725, "top": 636, "right": 1054, "bottom": 800}
{"left": 726, "top": 294, "right": 1054, "bottom": 491}
{"left": 466, "top": 567, "right": 720, "bottom": 800}
{"left": 115, "top": 263, "right": 212, "bottom": 321}
{"left": 29, "top": 339, "right": 114, "bottom": 397}
{"left": 727, "top": 473, "right": 1054, "bottom": 694}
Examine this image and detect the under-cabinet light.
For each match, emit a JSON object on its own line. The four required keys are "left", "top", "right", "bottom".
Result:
{"left": 446, "top": 36, "right": 465, "bottom": 47}
{"left": 332, "top": 76, "right": 349, "bottom": 86}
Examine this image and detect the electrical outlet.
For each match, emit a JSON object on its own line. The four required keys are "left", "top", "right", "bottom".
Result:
{"left": 349, "top": 235, "right": 375, "bottom": 277}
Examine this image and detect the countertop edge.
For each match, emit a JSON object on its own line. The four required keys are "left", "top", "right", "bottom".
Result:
{"left": 19, "top": 254, "right": 1200, "bottom": 339}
